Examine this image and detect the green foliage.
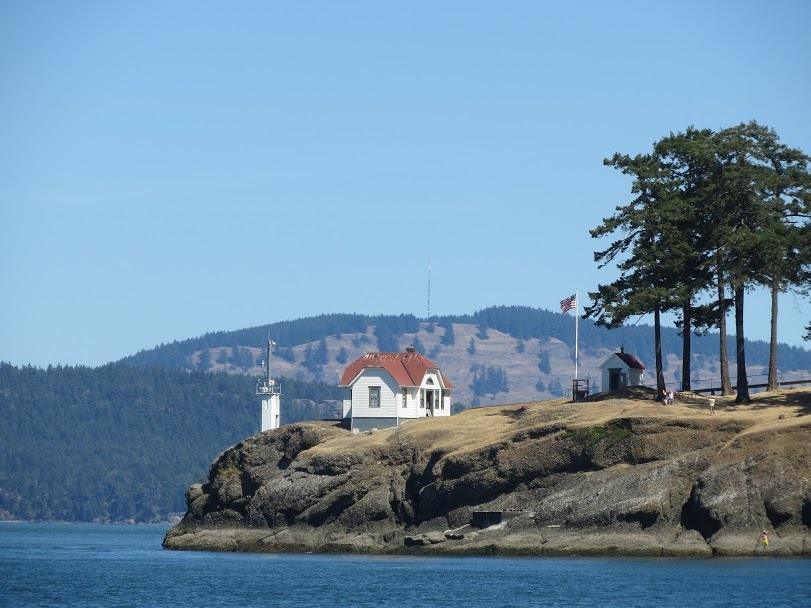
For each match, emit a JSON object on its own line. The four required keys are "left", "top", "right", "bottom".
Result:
{"left": 197, "top": 348, "right": 211, "bottom": 371}
{"left": 276, "top": 346, "right": 296, "bottom": 363}
{"left": 374, "top": 315, "right": 419, "bottom": 352}
{"left": 470, "top": 365, "right": 509, "bottom": 396}
{"left": 0, "top": 362, "right": 340, "bottom": 523}
{"left": 335, "top": 347, "right": 348, "bottom": 365}
{"left": 411, "top": 336, "right": 425, "bottom": 354}
{"left": 230, "top": 346, "right": 254, "bottom": 370}
{"left": 439, "top": 321, "right": 455, "bottom": 345}
{"left": 538, "top": 350, "right": 551, "bottom": 374}
{"left": 547, "top": 378, "right": 563, "bottom": 397}
{"left": 589, "top": 122, "right": 811, "bottom": 399}
{"left": 302, "top": 339, "right": 328, "bottom": 373}
{"left": 467, "top": 337, "right": 476, "bottom": 355}
{"left": 476, "top": 324, "right": 489, "bottom": 340}
{"left": 561, "top": 424, "right": 632, "bottom": 448}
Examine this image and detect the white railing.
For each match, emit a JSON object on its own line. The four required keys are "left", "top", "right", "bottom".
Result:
{"left": 256, "top": 380, "right": 281, "bottom": 395}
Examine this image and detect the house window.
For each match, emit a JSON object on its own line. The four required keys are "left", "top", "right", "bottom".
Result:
{"left": 420, "top": 389, "right": 425, "bottom": 409}
{"left": 369, "top": 386, "right": 381, "bottom": 408}
{"left": 402, "top": 388, "right": 408, "bottom": 408}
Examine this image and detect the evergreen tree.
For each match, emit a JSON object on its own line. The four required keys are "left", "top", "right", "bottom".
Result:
{"left": 197, "top": 348, "right": 211, "bottom": 371}
{"left": 470, "top": 365, "right": 509, "bottom": 397}
{"left": 710, "top": 123, "right": 810, "bottom": 401}
{"left": 440, "top": 323, "right": 456, "bottom": 345}
{"left": 276, "top": 346, "right": 296, "bottom": 363}
{"left": 588, "top": 122, "right": 811, "bottom": 402}
{"left": 411, "top": 336, "right": 425, "bottom": 354}
{"left": 315, "top": 338, "right": 329, "bottom": 364}
{"left": 586, "top": 149, "right": 678, "bottom": 393}
{"left": 537, "top": 350, "right": 551, "bottom": 375}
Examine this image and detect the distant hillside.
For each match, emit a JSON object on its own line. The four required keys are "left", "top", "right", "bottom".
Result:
{"left": 0, "top": 363, "right": 340, "bottom": 523}
{"left": 121, "top": 306, "right": 811, "bottom": 406}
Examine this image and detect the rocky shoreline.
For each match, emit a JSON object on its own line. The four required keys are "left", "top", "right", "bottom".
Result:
{"left": 163, "top": 388, "right": 811, "bottom": 557}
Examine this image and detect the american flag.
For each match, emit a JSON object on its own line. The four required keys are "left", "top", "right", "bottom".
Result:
{"left": 560, "top": 294, "right": 577, "bottom": 314}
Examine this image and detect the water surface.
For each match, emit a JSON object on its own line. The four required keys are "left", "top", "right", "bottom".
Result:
{"left": 1, "top": 523, "right": 808, "bottom": 607}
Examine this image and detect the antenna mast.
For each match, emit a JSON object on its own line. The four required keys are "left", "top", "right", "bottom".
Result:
{"left": 427, "top": 257, "right": 431, "bottom": 319}
{"left": 265, "top": 334, "right": 275, "bottom": 385}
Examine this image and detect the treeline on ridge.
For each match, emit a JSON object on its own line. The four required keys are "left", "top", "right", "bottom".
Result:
{"left": 120, "top": 306, "right": 811, "bottom": 374}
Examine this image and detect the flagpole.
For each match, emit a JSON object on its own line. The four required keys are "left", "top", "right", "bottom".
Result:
{"left": 574, "top": 289, "right": 579, "bottom": 380}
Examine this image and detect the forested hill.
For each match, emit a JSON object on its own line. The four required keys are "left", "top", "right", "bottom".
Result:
{"left": 0, "top": 363, "right": 340, "bottom": 522}
{"left": 119, "top": 306, "right": 811, "bottom": 404}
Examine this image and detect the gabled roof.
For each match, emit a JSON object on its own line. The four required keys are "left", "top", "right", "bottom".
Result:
{"left": 339, "top": 351, "right": 454, "bottom": 389}
{"left": 600, "top": 351, "right": 646, "bottom": 370}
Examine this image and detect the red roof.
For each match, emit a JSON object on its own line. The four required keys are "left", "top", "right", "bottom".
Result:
{"left": 615, "top": 352, "right": 645, "bottom": 370}
{"left": 339, "top": 351, "right": 454, "bottom": 389}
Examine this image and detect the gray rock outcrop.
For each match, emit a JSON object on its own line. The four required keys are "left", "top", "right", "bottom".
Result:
{"left": 164, "top": 389, "right": 811, "bottom": 556}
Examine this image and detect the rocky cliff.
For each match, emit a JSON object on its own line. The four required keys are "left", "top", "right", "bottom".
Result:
{"left": 163, "top": 387, "right": 811, "bottom": 556}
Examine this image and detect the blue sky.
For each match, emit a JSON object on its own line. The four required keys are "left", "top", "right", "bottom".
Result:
{"left": 2, "top": 1, "right": 810, "bottom": 368}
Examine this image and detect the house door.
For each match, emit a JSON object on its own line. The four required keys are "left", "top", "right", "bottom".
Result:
{"left": 426, "top": 390, "right": 435, "bottom": 415}
{"left": 609, "top": 368, "right": 622, "bottom": 391}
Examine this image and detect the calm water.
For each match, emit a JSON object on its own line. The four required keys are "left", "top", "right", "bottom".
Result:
{"left": 1, "top": 523, "right": 809, "bottom": 608}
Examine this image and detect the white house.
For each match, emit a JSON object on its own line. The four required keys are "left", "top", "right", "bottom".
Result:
{"left": 599, "top": 347, "right": 645, "bottom": 392}
{"left": 338, "top": 348, "right": 454, "bottom": 432}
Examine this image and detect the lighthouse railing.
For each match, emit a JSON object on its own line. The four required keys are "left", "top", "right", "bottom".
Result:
{"left": 256, "top": 379, "right": 281, "bottom": 396}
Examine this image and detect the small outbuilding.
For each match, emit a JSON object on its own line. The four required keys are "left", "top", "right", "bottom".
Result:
{"left": 599, "top": 347, "right": 645, "bottom": 392}
{"left": 339, "top": 348, "right": 454, "bottom": 432}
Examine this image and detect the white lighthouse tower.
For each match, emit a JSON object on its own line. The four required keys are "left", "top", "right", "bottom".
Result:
{"left": 257, "top": 338, "right": 281, "bottom": 431}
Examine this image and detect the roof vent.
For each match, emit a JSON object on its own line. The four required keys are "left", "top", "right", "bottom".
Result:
{"left": 620, "top": 346, "right": 625, "bottom": 354}
{"left": 406, "top": 347, "right": 415, "bottom": 353}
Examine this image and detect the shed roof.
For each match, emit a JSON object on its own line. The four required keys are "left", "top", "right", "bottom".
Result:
{"left": 339, "top": 351, "right": 454, "bottom": 389}
{"left": 613, "top": 351, "right": 646, "bottom": 370}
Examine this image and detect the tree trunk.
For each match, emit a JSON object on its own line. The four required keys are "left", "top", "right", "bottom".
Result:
{"left": 655, "top": 302, "right": 665, "bottom": 393}
{"left": 767, "top": 279, "right": 779, "bottom": 391}
{"left": 717, "top": 265, "right": 732, "bottom": 395}
{"left": 681, "top": 301, "right": 691, "bottom": 392}
{"left": 734, "top": 284, "right": 750, "bottom": 403}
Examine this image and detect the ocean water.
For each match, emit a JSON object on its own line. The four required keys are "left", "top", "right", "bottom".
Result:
{"left": 1, "top": 523, "right": 809, "bottom": 608}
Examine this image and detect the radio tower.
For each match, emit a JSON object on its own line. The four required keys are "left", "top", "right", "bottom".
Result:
{"left": 427, "top": 257, "right": 431, "bottom": 319}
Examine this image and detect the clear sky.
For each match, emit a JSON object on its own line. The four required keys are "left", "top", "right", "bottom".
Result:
{"left": 2, "top": 1, "right": 810, "bottom": 368}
